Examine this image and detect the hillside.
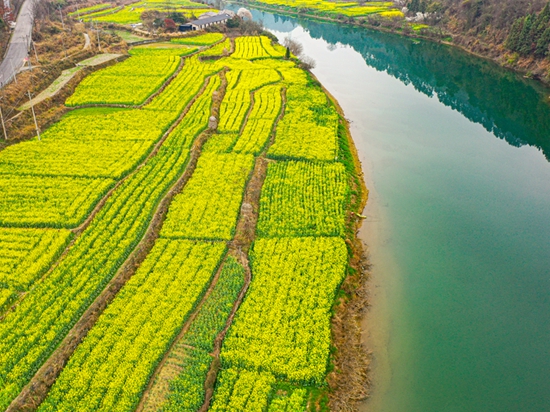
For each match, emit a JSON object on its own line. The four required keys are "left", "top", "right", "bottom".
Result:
{"left": 405, "top": 0, "right": 550, "bottom": 80}
{"left": 237, "top": 0, "right": 550, "bottom": 82}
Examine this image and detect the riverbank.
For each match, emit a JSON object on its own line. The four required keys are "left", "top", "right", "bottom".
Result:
{"left": 322, "top": 77, "right": 371, "bottom": 410}
{"left": 249, "top": 11, "right": 550, "bottom": 412}
{"left": 232, "top": 0, "right": 550, "bottom": 88}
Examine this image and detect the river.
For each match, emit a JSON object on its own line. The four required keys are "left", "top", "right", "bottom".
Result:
{"left": 224, "top": 5, "right": 550, "bottom": 411}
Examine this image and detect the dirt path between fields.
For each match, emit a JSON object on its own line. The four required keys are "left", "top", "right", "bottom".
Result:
{"left": 83, "top": 33, "right": 91, "bottom": 50}
{"left": 137, "top": 72, "right": 288, "bottom": 412}
{"left": 5, "top": 74, "right": 221, "bottom": 412}
{"left": 198, "top": 85, "right": 288, "bottom": 411}
{"left": 136, "top": 70, "right": 229, "bottom": 412}
{"left": 0, "top": 71, "right": 218, "bottom": 324}
{"left": 2, "top": 56, "right": 199, "bottom": 320}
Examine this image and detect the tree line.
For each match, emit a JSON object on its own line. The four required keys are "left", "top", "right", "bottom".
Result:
{"left": 505, "top": 2, "right": 550, "bottom": 57}
{"left": 404, "top": 0, "right": 550, "bottom": 58}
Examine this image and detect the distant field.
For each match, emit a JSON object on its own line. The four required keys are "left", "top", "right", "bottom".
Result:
{"left": 81, "top": 0, "right": 216, "bottom": 24}
{"left": 248, "top": 0, "right": 404, "bottom": 18}
{"left": 113, "top": 29, "right": 147, "bottom": 43}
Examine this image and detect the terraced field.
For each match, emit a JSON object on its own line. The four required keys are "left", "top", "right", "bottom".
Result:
{"left": 0, "top": 34, "right": 365, "bottom": 411}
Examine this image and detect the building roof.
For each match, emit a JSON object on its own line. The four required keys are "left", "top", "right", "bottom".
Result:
{"left": 189, "top": 13, "right": 231, "bottom": 26}
{"left": 198, "top": 11, "right": 218, "bottom": 19}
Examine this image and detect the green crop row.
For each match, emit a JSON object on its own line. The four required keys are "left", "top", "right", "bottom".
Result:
{"left": 182, "top": 256, "right": 245, "bottom": 352}
{"left": 37, "top": 240, "right": 226, "bottom": 412}
{"left": 161, "top": 347, "right": 213, "bottom": 412}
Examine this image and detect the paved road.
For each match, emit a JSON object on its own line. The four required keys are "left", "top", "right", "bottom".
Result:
{"left": 0, "top": 0, "right": 34, "bottom": 87}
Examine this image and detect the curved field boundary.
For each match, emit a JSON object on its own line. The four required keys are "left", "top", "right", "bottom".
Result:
{"left": 136, "top": 71, "right": 230, "bottom": 410}
{"left": 0, "top": 69, "right": 218, "bottom": 320}
{"left": 138, "top": 78, "right": 287, "bottom": 412}
{"left": 65, "top": 54, "right": 186, "bottom": 110}
{"left": 0, "top": 68, "right": 221, "bottom": 411}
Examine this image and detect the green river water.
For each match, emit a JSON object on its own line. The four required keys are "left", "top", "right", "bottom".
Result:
{"left": 227, "top": 7, "right": 550, "bottom": 411}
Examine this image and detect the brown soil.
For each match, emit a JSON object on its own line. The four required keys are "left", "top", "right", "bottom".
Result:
{"left": 139, "top": 76, "right": 287, "bottom": 412}
{"left": 328, "top": 241, "right": 371, "bottom": 412}
{"left": 5, "top": 72, "right": 221, "bottom": 412}
{"left": 137, "top": 252, "right": 228, "bottom": 412}
{"left": 0, "top": 57, "right": 200, "bottom": 320}
{"left": 136, "top": 70, "right": 229, "bottom": 411}
{"left": 316, "top": 79, "right": 371, "bottom": 411}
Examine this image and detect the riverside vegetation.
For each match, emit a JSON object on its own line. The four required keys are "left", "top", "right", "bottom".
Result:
{"left": 0, "top": 32, "right": 367, "bottom": 411}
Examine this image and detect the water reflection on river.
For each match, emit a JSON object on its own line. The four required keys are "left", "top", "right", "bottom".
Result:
{"left": 225, "top": 6, "right": 550, "bottom": 411}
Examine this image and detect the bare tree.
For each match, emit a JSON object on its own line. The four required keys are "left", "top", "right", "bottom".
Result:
{"left": 299, "top": 55, "right": 316, "bottom": 70}
{"left": 141, "top": 10, "right": 161, "bottom": 33}
{"left": 240, "top": 19, "right": 263, "bottom": 35}
{"left": 283, "top": 37, "right": 303, "bottom": 56}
